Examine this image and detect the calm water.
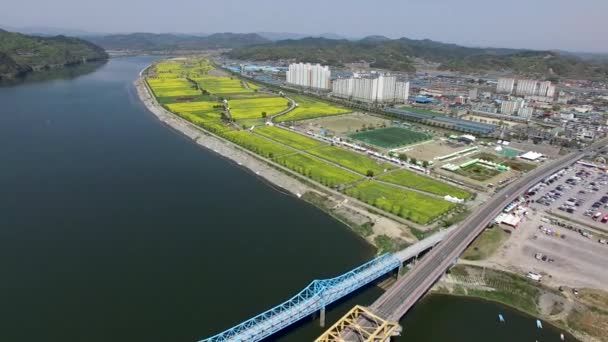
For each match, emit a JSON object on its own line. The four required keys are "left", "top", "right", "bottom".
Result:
{"left": 0, "top": 57, "right": 574, "bottom": 342}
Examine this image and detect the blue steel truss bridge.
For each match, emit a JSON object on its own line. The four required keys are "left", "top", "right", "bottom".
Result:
{"left": 200, "top": 229, "right": 450, "bottom": 342}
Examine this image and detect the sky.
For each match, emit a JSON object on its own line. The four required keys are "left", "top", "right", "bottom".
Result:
{"left": 2, "top": 0, "right": 608, "bottom": 52}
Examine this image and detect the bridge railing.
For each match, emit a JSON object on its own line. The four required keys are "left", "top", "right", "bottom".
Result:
{"left": 200, "top": 253, "right": 401, "bottom": 342}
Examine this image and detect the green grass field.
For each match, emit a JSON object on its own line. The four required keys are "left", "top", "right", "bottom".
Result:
{"left": 379, "top": 169, "right": 471, "bottom": 199}
{"left": 308, "top": 146, "right": 393, "bottom": 175}
{"left": 193, "top": 75, "right": 252, "bottom": 94}
{"left": 222, "top": 131, "right": 296, "bottom": 159}
{"left": 349, "top": 126, "right": 431, "bottom": 149}
{"left": 229, "top": 97, "right": 289, "bottom": 120}
{"left": 275, "top": 96, "right": 350, "bottom": 123}
{"left": 253, "top": 126, "right": 325, "bottom": 150}
{"left": 345, "top": 181, "right": 456, "bottom": 224}
{"left": 275, "top": 153, "right": 362, "bottom": 187}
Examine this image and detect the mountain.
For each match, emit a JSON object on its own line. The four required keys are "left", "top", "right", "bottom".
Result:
{"left": 257, "top": 32, "right": 309, "bottom": 41}
{"left": 360, "top": 35, "right": 391, "bottom": 42}
{"left": 227, "top": 37, "right": 608, "bottom": 80}
{"left": 0, "top": 30, "right": 108, "bottom": 80}
{"left": 257, "top": 32, "right": 349, "bottom": 41}
{"left": 84, "top": 32, "right": 270, "bottom": 51}
{"left": 0, "top": 25, "right": 104, "bottom": 37}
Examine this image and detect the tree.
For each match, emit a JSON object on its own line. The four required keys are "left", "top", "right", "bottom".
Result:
{"left": 411, "top": 157, "right": 417, "bottom": 165}
{"left": 398, "top": 153, "right": 408, "bottom": 162}
{"left": 286, "top": 101, "right": 291, "bottom": 107}
{"left": 366, "top": 170, "right": 375, "bottom": 177}
{"left": 261, "top": 111, "right": 267, "bottom": 118}
{"left": 422, "top": 160, "right": 429, "bottom": 168}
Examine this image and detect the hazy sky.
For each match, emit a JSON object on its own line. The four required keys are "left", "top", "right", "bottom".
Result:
{"left": 2, "top": 0, "right": 608, "bottom": 52}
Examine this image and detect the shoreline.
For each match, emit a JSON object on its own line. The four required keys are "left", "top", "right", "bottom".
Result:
{"left": 435, "top": 264, "right": 603, "bottom": 342}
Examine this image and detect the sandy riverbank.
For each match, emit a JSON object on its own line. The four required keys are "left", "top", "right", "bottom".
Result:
{"left": 134, "top": 73, "right": 418, "bottom": 249}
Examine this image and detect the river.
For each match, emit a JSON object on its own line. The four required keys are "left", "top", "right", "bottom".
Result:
{"left": 0, "top": 56, "right": 574, "bottom": 342}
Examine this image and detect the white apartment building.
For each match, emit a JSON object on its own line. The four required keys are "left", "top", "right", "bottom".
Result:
{"left": 332, "top": 74, "right": 409, "bottom": 103}
{"left": 497, "top": 78, "right": 515, "bottom": 94}
{"left": 537, "top": 81, "right": 556, "bottom": 98}
{"left": 517, "top": 107, "right": 534, "bottom": 118}
{"left": 286, "top": 63, "right": 331, "bottom": 90}
{"left": 500, "top": 99, "right": 525, "bottom": 115}
{"left": 515, "top": 79, "right": 539, "bottom": 96}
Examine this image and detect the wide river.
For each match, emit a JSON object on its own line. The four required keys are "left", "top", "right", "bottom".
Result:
{"left": 0, "top": 56, "right": 573, "bottom": 342}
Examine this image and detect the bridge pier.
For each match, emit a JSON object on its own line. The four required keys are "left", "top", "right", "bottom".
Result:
{"left": 320, "top": 306, "right": 326, "bottom": 327}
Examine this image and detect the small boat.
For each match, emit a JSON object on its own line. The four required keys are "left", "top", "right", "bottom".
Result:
{"left": 561, "top": 333, "right": 565, "bottom": 340}
{"left": 536, "top": 319, "right": 543, "bottom": 329}
{"left": 498, "top": 314, "right": 505, "bottom": 323}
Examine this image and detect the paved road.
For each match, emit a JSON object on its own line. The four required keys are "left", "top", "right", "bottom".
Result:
{"left": 370, "top": 142, "right": 606, "bottom": 321}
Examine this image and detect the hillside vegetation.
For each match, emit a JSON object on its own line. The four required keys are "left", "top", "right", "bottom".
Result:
{"left": 85, "top": 32, "right": 270, "bottom": 51}
{"left": 0, "top": 29, "right": 108, "bottom": 79}
{"left": 228, "top": 37, "right": 608, "bottom": 80}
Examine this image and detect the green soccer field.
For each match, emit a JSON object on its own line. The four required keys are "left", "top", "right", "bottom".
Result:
{"left": 349, "top": 126, "right": 432, "bottom": 149}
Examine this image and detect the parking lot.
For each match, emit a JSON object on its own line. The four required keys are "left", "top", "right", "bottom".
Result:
{"left": 528, "top": 164, "right": 608, "bottom": 233}
{"left": 492, "top": 213, "right": 608, "bottom": 291}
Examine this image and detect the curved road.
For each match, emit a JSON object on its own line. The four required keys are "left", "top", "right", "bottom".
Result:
{"left": 370, "top": 142, "right": 605, "bottom": 321}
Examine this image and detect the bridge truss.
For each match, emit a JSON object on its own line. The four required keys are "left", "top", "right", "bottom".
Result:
{"left": 200, "top": 253, "right": 401, "bottom": 342}
{"left": 315, "top": 305, "right": 399, "bottom": 342}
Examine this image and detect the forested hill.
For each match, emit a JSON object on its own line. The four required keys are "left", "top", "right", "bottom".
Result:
{"left": 0, "top": 29, "right": 108, "bottom": 79}
{"left": 227, "top": 37, "right": 608, "bottom": 80}
{"left": 84, "top": 32, "right": 270, "bottom": 51}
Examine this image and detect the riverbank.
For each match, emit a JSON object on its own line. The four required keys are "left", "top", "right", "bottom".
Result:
{"left": 434, "top": 264, "right": 608, "bottom": 342}
{"left": 134, "top": 69, "right": 419, "bottom": 252}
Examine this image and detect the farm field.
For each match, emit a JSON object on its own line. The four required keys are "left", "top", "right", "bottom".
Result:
{"left": 147, "top": 78, "right": 200, "bottom": 97}
{"left": 275, "top": 96, "right": 350, "bottom": 123}
{"left": 229, "top": 97, "right": 289, "bottom": 120}
{"left": 345, "top": 181, "right": 456, "bottom": 224}
{"left": 308, "top": 146, "right": 393, "bottom": 175}
{"left": 350, "top": 126, "right": 432, "bottom": 149}
{"left": 166, "top": 101, "right": 218, "bottom": 114}
{"left": 193, "top": 75, "right": 253, "bottom": 94}
{"left": 153, "top": 59, "right": 213, "bottom": 79}
{"left": 253, "top": 126, "right": 325, "bottom": 150}
{"left": 275, "top": 153, "right": 362, "bottom": 187}
{"left": 378, "top": 169, "right": 471, "bottom": 199}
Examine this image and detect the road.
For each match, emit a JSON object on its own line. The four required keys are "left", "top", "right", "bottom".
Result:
{"left": 370, "top": 142, "right": 605, "bottom": 321}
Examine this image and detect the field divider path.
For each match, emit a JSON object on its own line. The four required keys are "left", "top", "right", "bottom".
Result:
{"left": 269, "top": 95, "right": 296, "bottom": 121}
